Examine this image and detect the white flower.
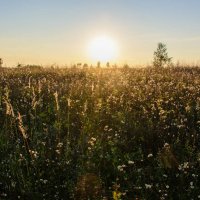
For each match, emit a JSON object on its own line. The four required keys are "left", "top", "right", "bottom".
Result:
{"left": 29, "top": 150, "right": 38, "bottom": 158}
{"left": 55, "top": 149, "right": 60, "bottom": 154}
{"left": 145, "top": 184, "right": 152, "bottom": 189}
{"left": 147, "top": 153, "right": 153, "bottom": 158}
{"left": 117, "top": 165, "right": 126, "bottom": 171}
{"left": 88, "top": 137, "right": 97, "bottom": 146}
{"left": 91, "top": 137, "right": 96, "bottom": 141}
{"left": 164, "top": 143, "right": 169, "bottom": 148}
{"left": 178, "top": 162, "right": 189, "bottom": 171}
{"left": 57, "top": 142, "right": 63, "bottom": 148}
{"left": 117, "top": 165, "right": 123, "bottom": 171}
{"left": 40, "top": 179, "right": 48, "bottom": 184}
{"left": 183, "top": 162, "right": 189, "bottom": 169}
{"left": 178, "top": 165, "right": 182, "bottom": 171}
{"left": 190, "top": 182, "right": 194, "bottom": 189}
{"left": 128, "top": 160, "right": 134, "bottom": 165}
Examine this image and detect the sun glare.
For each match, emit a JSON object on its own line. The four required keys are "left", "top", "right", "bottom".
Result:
{"left": 88, "top": 36, "right": 118, "bottom": 63}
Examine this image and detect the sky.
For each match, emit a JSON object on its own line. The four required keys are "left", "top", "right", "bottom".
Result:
{"left": 0, "top": 0, "right": 200, "bottom": 66}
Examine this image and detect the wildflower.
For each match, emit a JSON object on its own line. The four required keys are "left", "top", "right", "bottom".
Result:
{"left": 29, "top": 150, "right": 38, "bottom": 158}
{"left": 57, "top": 142, "right": 63, "bottom": 148}
{"left": 128, "top": 160, "right": 134, "bottom": 165}
{"left": 164, "top": 143, "right": 169, "bottom": 148}
{"left": 183, "top": 162, "right": 189, "bottom": 169}
{"left": 91, "top": 137, "right": 96, "bottom": 141}
{"left": 178, "top": 165, "right": 182, "bottom": 171}
{"left": 117, "top": 165, "right": 123, "bottom": 171}
{"left": 40, "top": 179, "right": 48, "bottom": 184}
{"left": 145, "top": 184, "right": 152, "bottom": 189}
{"left": 88, "top": 140, "right": 95, "bottom": 146}
{"left": 104, "top": 125, "right": 109, "bottom": 131}
{"left": 55, "top": 149, "right": 60, "bottom": 154}
{"left": 147, "top": 153, "right": 153, "bottom": 158}
{"left": 41, "top": 142, "right": 46, "bottom": 146}
{"left": 113, "top": 191, "right": 122, "bottom": 200}
{"left": 117, "top": 165, "right": 126, "bottom": 172}
{"left": 185, "top": 105, "right": 190, "bottom": 112}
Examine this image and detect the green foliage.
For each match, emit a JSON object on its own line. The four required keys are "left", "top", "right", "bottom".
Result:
{"left": 153, "top": 43, "right": 172, "bottom": 68}
{"left": 0, "top": 66, "right": 200, "bottom": 199}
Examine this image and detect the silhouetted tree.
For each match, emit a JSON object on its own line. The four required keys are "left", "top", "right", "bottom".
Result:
{"left": 83, "top": 63, "right": 88, "bottom": 68}
{"left": 106, "top": 62, "right": 110, "bottom": 68}
{"left": 123, "top": 64, "right": 129, "bottom": 69}
{"left": 153, "top": 43, "right": 172, "bottom": 68}
{"left": 0, "top": 58, "right": 3, "bottom": 67}
{"left": 97, "top": 61, "right": 101, "bottom": 68}
{"left": 77, "top": 63, "right": 82, "bottom": 68}
{"left": 17, "top": 63, "right": 22, "bottom": 68}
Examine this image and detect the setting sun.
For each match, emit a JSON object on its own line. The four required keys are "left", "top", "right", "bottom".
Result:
{"left": 87, "top": 36, "right": 118, "bottom": 63}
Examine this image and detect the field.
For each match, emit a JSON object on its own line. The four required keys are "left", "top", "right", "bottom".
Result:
{"left": 0, "top": 66, "right": 200, "bottom": 199}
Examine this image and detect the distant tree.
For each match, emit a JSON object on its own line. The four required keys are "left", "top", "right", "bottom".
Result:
{"left": 72, "top": 64, "right": 77, "bottom": 69}
{"left": 106, "top": 62, "right": 110, "bottom": 68}
{"left": 17, "top": 63, "right": 22, "bottom": 68}
{"left": 77, "top": 63, "right": 82, "bottom": 68}
{"left": 153, "top": 43, "right": 172, "bottom": 68}
{"left": 97, "top": 61, "right": 101, "bottom": 68}
{"left": 123, "top": 64, "right": 129, "bottom": 69}
{"left": 83, "top": 63, "right": 88, "bottom": 68}
{"left": 0, "top": 58, "right": 3, "bottom": 67}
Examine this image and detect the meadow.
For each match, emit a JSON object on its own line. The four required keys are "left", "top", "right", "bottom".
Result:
{"left": 0, "top": 66, "right": 200, "bottom": 199}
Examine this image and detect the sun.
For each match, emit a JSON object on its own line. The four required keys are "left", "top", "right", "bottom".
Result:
{"left": 87, "top": 35, "right": 118, "bottom": 63}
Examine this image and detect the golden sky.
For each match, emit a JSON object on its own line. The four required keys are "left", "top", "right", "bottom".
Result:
{"left": 1, "top": 1, "right": 200, "bottom": 66}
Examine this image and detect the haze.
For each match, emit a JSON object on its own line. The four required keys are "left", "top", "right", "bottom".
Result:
{"left": 0, "top": 0, "right": 200, "bottom": 66}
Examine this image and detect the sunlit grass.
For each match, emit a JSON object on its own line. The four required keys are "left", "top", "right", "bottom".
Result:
{"left": 0, "top": 65, "right": 200, "bottom": 199}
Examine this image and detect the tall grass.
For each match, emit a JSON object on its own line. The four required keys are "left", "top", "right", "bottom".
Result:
{"left": 0, "top": 66, "right": 200, "bottom": 199}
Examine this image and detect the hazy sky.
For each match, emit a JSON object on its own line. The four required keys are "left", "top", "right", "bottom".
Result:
{"left": 1, "top": 0, "right": 200, "bottom": 66}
